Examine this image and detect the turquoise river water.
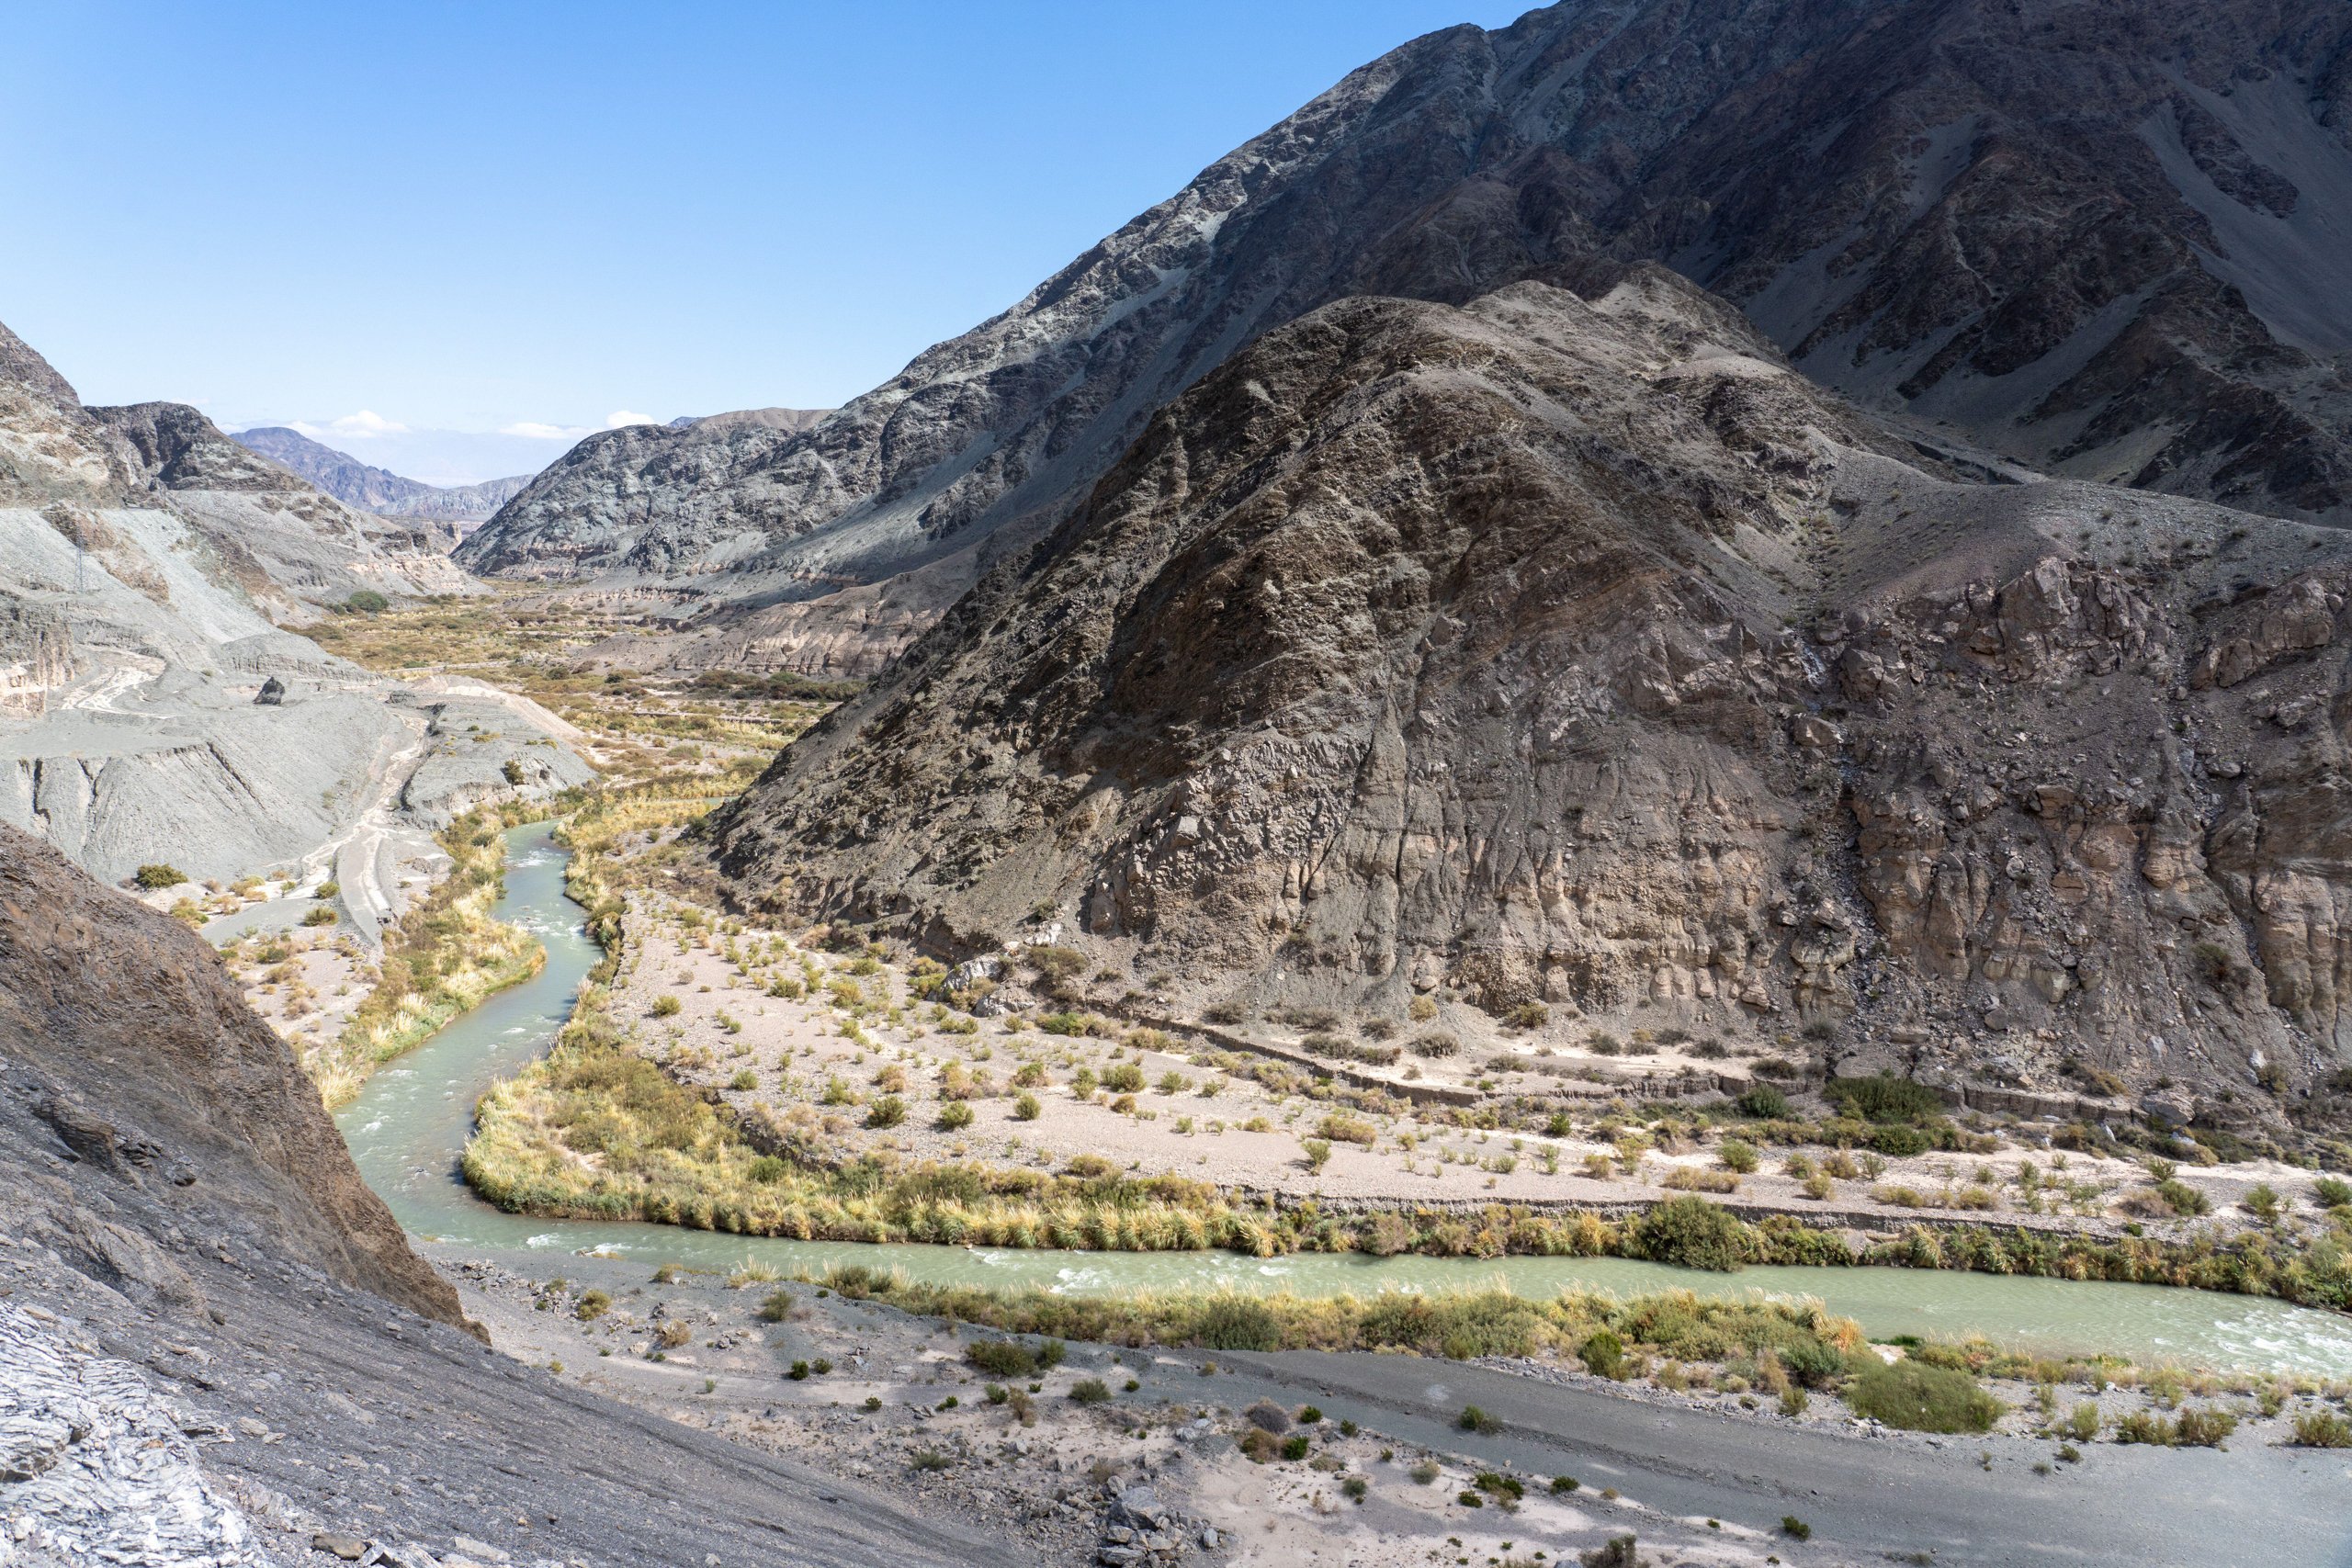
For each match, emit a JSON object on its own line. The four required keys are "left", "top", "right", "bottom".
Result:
{"left": 336, "top": 823, "right": 2352, "bottom": 1377}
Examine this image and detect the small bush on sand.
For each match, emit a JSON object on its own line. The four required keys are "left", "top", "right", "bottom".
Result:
{"left": 2291, "top": 1409, "right": 2352, "bottom": 1447}
{"left": 1849, "top": 1359, "right": 2001, "bottom": 1433}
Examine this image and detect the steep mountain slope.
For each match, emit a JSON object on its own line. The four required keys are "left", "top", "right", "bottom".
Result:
{"left": 711, "top": 269, "right": 2352, "bottom": 1129}
{"left": 0, "top": 827, "right": 1012, "bottom": 1567}
{"left": 454, "top": 406, "right": 829, "bottom": 581}
{"left": 0, "top": 318, "right": 578, "bottom": 886}
{"left": 233, "top": 423, "right": 532, "bottom": 525}
{"left": 97, "top": 401, "right": 474, "bottom": 612}
{"left": 463, "top": 0, "right": 2352, "bottom": 674}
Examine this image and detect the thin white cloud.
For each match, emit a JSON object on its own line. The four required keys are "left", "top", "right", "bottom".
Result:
{"left": 499, "top": 421, "right": 585, "bottom": 440}
{"left": 605, "top": 410, "right": 658, "bottom": 428}
{"left": 286, "top": 411, "right": 407, "bottom": 440}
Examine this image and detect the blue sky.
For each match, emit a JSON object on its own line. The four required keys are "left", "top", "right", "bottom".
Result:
{"left": 0, "top": 1, "right": 1534, "bottom": 482}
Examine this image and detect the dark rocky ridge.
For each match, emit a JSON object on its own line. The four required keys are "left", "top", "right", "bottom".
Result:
{"left": 0, "top": 823, "right": 462, "bottom": 1326}
{"left": 464, "top": 0, "right": 2352, "bottom": 674}
{"left": 0, "top": 825, "right": 1012, "bottom": 1565}
{"left": 711, "top": 269, "right": 2352, "bottom": 1134}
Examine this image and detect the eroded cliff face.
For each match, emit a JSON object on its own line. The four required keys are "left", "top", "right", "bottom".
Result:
{"left": 95, "top": 400, "right": 476, "bottom": 611}
{"left": 465, "top": 0, "right": 2352, "bottom": 676}
{"left": 713, "top": 273, "right": 2352, "bottom": 1127}
{"left": 0, "top": 825, "right": 461, "bottom": 1323}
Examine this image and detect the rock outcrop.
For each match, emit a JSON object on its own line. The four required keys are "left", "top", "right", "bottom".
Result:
{"left": 463, "top": 0, "right": 2352, "bottom": 674}
{"left": 0, "top": 826, "right": 1016, "bottom": 1567}
{"left": 0, "top": 317, "right": 584, "bottom": 886}
{"left": 712, "top": 270, "right": 2352, "bottom": 1127}
{"left": 0, "top": 824, "right": 459, "bottom": 1321}
{"left": 96, "top": 400, "right": 475, "bottom": 610}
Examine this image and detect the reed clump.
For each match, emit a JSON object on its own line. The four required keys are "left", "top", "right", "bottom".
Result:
{"left": 307, "top": 808, "right": 544, "bottom": 1107}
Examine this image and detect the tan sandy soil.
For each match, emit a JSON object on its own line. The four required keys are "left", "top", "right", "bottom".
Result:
{"left": 603, "top": 902, "right": 2321, "bottom": 1240}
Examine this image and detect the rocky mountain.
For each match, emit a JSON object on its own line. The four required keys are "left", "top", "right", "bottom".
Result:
{"left": 711, "top": 267, "right": 2352, "bottom": 1135}
{"left": 0, "top": 317, "right": 579, "bottom": 887}
{"left": 453, "top": 406, "right": 829, "bottom": 582}
{"left": 233, "top": 423, "right": 532, "bottom": 525}
{"left": 0, "top": 827, "right": 1007, "bottom": 1567}
{"left": 460, "top": 0, "right": 2352, "bottom": 677}
{"left": 96, "top": 402, "right": 474, "bottom": 611}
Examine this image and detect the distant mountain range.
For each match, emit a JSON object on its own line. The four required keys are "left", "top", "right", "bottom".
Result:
{"left": 233, "top": 425, "right": 534, "bottom": 525}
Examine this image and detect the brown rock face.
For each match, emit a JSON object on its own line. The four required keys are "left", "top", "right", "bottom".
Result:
{"left": 0, "top": 826, "right": 464, "bottom": 1325}
{"left": 714, "top": 272, "right": 2352, "bottom": 1124}
{"left": 467, "top": 0, "right": 2352, "bottom": 676}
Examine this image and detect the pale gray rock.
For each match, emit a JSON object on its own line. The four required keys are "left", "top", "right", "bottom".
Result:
{"left": 231, "top": 426, "right": 532, "bottom": 525}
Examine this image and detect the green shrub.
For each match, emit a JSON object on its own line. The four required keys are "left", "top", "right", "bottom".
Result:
{"left": 133, "top": 863, "right": 186, "bottom": 890}
{"left": 342, "top": 589, "right": 390, "bottom": 615}
{"left": 573, "top": 1289, "right": 610, "bottom": 1321}
{"left": 650, "top": 994, "right": 682, "bottom": 1018}
{"left": 1579, "top": 1329, "right": 1626, "bottom": 1379}
{"left": 1825, "top": 1074, "right": 1943, "bottom": 1124}
{"left": 2291, "top": 1409, "right": 2352, "bottom": 1447}
{"left": 1456, "top": 1490, "right": 1484, "bottom": 1508}
{"left": 1631, "top": 1197, "right": 1747, "bottom": 1271}
{"left": 1069, "top": 1378, "right": 1113, "bottom": 1405}
{"left": 1458, "top": 1404, "right": 1498, "bottom": 1434}
{"left": 1195, "top": 1295, "right": 1283, "bottom": 1351}
{"left": 938, "top": 1101, "right": 975, "bottom": 1131}
{"left": 1867, "top": 1123, "right": 1933, "bottom": 1158}
{"left": 1717, "top": 1139, "right": 1759, "bottom": 1174}
{"left": 1280, "top": 1434, "right": 1310, "bottom": 1460}
{"left": 865, "top": 1095, "right": 907, "bottom": 1129}
{"left": 967, "top": 1339, "right": 1039, "bottom": 1378}
{"left": 756, "top": 1290, "right": 792, "bottom": 1322}
{"left": 1550, "top": 1475, "right": 1580, "bottom": 1494}
{"left": 1012, "top": 1091, "right": 1041, "bottom": 1120}
{"left": 1105, "top": 1063, "right": 1147, "bottom": 1093}
{"left": 2172, "top": 1405, "right": 2238, "bottom": 1448}
{"left": 1781, "top": 1337, "right": 1849, "bottom": 1389}
{"left": 729, "top": 1069, "right": 758, "bottom": 1092}
{"left": 2155, "top": 1179, "right": 2210, "bottom": 1216}
{"left": 1781, "top": 1517, "right": 1812, "bottom": 1541}
{"left": 1849, "top": 1359, "right": 2002, "bottom": 1433}
{"left": 746, "top": 1155, "right": 786, "bottom": 1183}
{"left": 1735, "top": 1084, "right": 1789, "bottom": 1119}
{"left": 2313, "top": 1177, "right": 2352, "bottom": 1210}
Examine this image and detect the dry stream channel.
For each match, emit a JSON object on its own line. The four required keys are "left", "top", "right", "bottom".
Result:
{"left": 340, "top": 825, "right": 2352, "bottom": 1380}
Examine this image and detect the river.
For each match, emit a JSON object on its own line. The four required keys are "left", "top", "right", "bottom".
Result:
{"left": 337, "top": 823, "right": 2352, "bottom": 1377}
